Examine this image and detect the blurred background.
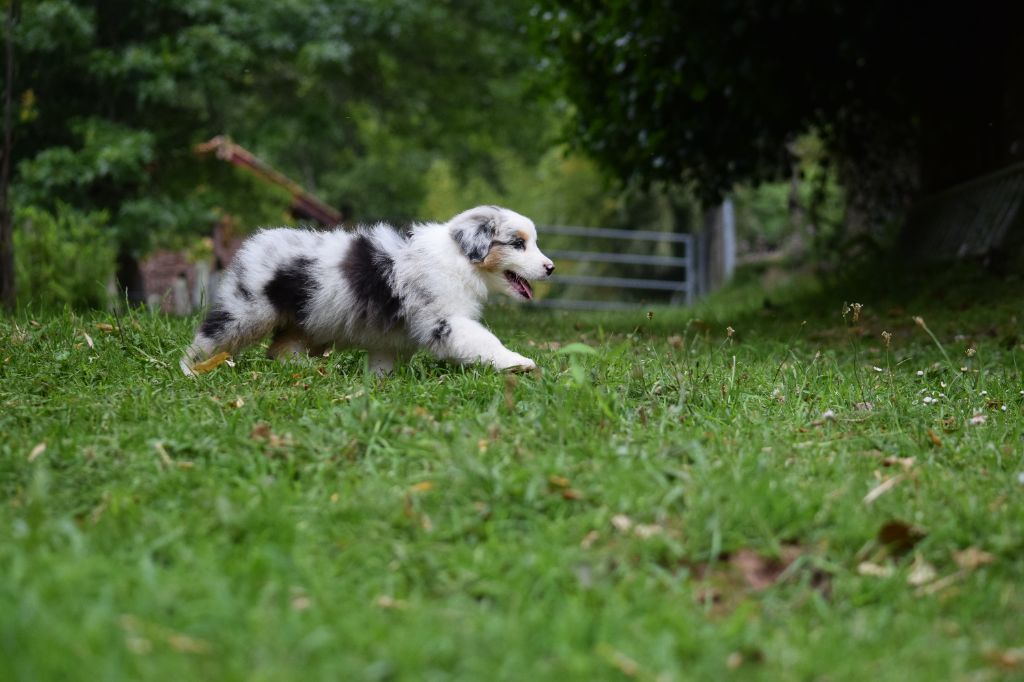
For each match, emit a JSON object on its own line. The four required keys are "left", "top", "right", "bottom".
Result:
{"left": 0, "top": 0, "right": 1020, "bottom": 311}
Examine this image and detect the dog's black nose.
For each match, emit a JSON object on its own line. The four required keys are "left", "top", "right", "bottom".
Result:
{"left": 544, "top": 263, "right": 555, "bottom": 275}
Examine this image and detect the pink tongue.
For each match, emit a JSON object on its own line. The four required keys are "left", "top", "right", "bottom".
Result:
{"left": 520, "top": 280, "right": 533, "bottom": 300}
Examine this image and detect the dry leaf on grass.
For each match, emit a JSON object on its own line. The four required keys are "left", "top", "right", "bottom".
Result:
{"left": 227, "top": 396, "right": 245, "bottom": 409}
{"left": 926, "top": 429, "right": 943, "bottom": 447}
{"left": 857, "top": 561, "right": 894, "bottom": 578}
{"left": 611, "top": 514, "right": 633, "bottom": 532}
{"left": 548, "top": 475, "right": 570, "bottom": 488}
{"left": 877, "top": 519, "right": 926, "bottom": 554}
{"left": 690, "top": 544, "right": 831, "bottom": 611}
{"left": 985, "top": 648, "right": 1024, "bottom": 670}
{"left": 82, "top": 331, "right": 94, "bottom": 349}
{"left": 881, "top": 456, "right": 915, "bottom": 471}
{"left": 561, "top": 488, "right": 584, "bottom": 500}
{"left": 374, "top": 595, "right": 407, "bottom": 610}
{"left": 249, "top": 422, "right": 290, "bottom": 450}
{"left": 167, "top": 634, "right": 211, "bottom": 654}
{"left": 27, "top": 442, "right": 46, "bottom": 462}
{"left": 906, "top": 554, "right": 938, "bottom": 586}
{"left": 580, "top": 530, "right": 600, "bottom": 549}
{"left": 409, "top": 481, "right": 434, "bottom": 493}
{"left": 953, "top": 547, "right": 995, "bottom": 570}
{"left": 94, "top": 322, "right": 116, "bottom": 333}
{"left": 863, "top": 474, "right": 904, "bottom": 505}
{"left": 191, "top": 351, "right": 230, "bottom": 374}
{"left": 729, "top": 546, "right": 804, "bottom": 591}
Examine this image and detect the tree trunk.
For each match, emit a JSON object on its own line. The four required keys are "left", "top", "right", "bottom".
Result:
{"left": 0, "top": 0, "right": 19, "bottom": 311}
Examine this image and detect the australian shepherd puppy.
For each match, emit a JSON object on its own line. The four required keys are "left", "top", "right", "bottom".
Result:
{"left": 180, "top": 205, "right": 554, "bottom": 376}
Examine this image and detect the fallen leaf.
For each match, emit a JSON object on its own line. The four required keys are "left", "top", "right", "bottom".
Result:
{"left": 409, "top": 481, "right": 434, "bottom": 493}
{"left": 548, "top": 475, "right": 570, "bottom": 488}
{"left": 986, "top": 648, "right": 1024, "bottom": 670}
{"left": 857, "top": 561, "right": 894, "bottom": 578}
{"left": 730, "top": 547, "right": 802, "bottom": 591}
{"left": 915, "top": 570, "right": 964, "bottom": 597}
{"left": 633, "top": 524, "right": 663, "bottom": 539}
{"left": 877, "top": 519, "right": 926, "bottom": 553}
{"left": 374, "top": 595, "right": 406, "bottom": 610}
{"left": 82, "top": 331, "right": 94, "bottom": 349}
{"left": 167, "top": 634, "right": 211, "bottom": 654}
{"left": 926, "top": 429, "right": 943, "bottom": 447}
{"left": 881, "top": 456, "right": 915, "bottom": 471}
{"left": 153, "top": 441, "right": 174, "bottom": 467}
{"left": 907, "top": 554, "right": 938, "bottom": 586}
{"left": 561, "top": 488, "right": 584, "bottom": 500}
{"left": 953, "top": 547, "right": 995, "bottom": 570}
{"left": 27, "top": 442, "right": 46, "bottom": 462}
{"left": 94, "top": 322, "right": 116, "bottom": 333}
{"left": 191, "top": 352, "right": 230, "bottom": 374}
{"left": 726, "top": 652, "right": 744, "bottom": 670}
{"left": 227, "top": 396, "right": 245, "bottom": 409}
{"left": 611, "top": 514, "right": 633, "bottom": 533}
{"left": 863, "top": 474, "right": 904, "bottom": 505}
{"left": 580, "top": 530, "right": 600, "bottom": 549}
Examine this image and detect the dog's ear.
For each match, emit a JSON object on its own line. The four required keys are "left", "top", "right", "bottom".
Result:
{"left": 450, "top": 209, "right": 499, "bottom": 263}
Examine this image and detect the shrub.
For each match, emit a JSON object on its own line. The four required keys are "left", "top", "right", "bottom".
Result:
{"left": 14, "top": 203, "right": 115, "bottom": 309}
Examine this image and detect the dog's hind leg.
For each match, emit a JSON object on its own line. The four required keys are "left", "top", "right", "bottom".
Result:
{"left": 267, "top": 326, "right": 311, "bottom": 362}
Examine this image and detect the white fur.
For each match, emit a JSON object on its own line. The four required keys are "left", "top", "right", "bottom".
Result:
{"left": 180, "top": 206, "right": 554, "bottom": 376}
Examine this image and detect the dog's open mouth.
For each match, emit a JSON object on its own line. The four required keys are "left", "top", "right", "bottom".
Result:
{"left": 504, "top": 270, "right": 534, "bottom": 300}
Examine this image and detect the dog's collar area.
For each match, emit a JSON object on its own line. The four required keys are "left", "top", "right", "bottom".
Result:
{"left": 504, "top": 270, "right": 533, "bottom": 300}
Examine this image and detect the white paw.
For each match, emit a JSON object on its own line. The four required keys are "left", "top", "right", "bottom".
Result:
{"left": 495, "top": 353, "right": 536, "bottom": 372}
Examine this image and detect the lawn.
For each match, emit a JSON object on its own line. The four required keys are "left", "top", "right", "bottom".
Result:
{"left": 1, "top": 266, "right": 1022, "bottom": 681}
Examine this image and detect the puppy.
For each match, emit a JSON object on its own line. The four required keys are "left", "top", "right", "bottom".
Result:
{"left": 180, "top": 205, "right": 554, "bottom": 376}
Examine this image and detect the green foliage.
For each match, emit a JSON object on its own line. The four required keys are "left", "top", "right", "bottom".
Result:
{"left": 11, "top": 0, "right": 555, "bottom": 259}
{"left": 13, "top": 204, "right": 115, "bottom": 309}
{"left": 541, "top": 0, "right": 1019, "bottom": 211}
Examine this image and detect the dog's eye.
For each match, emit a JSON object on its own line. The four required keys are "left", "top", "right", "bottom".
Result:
{"left": 510, "top": 238, "right": 526, "bottom": 250}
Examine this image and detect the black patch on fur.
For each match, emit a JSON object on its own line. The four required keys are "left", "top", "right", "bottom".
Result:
{"left": 199, "top": 309, "right": 233, "bottom": 340}
{"left": 431, "top": 318, "right": 451, "bottom": 343}
{"left": 341, "top": 234, "right": 403, "bottom": 331}
{"left": 236, "top": 282, "right": 253, "bottom": 301}
{"left": 453, "top": 214, "right": 497, "bottom": 263}
{"left": 264, "top": 257, "right": 317, "bottom": 323}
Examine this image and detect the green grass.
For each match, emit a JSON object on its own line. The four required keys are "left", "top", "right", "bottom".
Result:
{"left": 2, "top": 266, "right": 1023, "bottom": 681}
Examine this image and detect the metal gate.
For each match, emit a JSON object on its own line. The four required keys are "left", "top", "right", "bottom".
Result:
{"left": 534, "top": 224, "right": 695, "bottom": 310}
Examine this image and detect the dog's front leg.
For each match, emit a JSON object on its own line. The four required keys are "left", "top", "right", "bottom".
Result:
{"left": 430, "top": 317, "right": 536, "bottom": 371}
{"left": 367, "top": 349, "right": 396, "bottom": 376}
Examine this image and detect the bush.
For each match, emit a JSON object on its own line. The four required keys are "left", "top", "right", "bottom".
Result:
{"left": 14, "top": 203, "right": 115, "bottom": 309}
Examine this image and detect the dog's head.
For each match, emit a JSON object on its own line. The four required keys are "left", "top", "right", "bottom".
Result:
{"left": 448, "top": 206, "right": 554, "bottom": 301}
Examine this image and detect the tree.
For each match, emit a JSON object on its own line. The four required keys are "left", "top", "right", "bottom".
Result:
{"left": 541, "top": 0, "right": 1023, "bottom": 216}
{"left": 8, "top": 0, "right": 552, "bottom": 303}
{"left": 0, "top": 0, "right": 18, "bottom": 310}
